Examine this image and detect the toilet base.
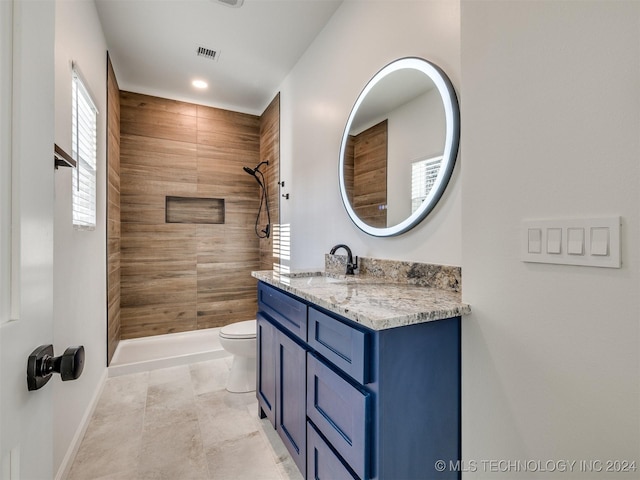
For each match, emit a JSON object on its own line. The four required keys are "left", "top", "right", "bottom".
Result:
{"left": 226, "top": 354, "right": 256, "bottom": 393}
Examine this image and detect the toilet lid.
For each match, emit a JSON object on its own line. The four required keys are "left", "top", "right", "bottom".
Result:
{"left": 220, "top": 319, "right": 256, "bottom": 339}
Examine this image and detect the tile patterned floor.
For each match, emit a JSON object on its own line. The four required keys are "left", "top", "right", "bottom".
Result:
{"left": 67, "top": 358, "right": 304, "bottom": 480}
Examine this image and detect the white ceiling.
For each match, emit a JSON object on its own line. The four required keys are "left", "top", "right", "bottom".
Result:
{"left": 95, "top": 0, "right": 343, "bottom": 115}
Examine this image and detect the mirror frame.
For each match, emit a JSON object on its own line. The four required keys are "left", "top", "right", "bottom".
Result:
{"left": 338, "top": 57, "right": 460, "bottom": 237}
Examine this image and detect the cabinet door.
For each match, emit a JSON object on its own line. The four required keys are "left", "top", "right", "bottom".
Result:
{"left": 257, "top": 314, "right": 276, "bottom": 427}
{"left": 307, "top": 422, "right": 358, "bottom": 480}
{"left": 276, "top": 329, "right": 307, "bottom": 476}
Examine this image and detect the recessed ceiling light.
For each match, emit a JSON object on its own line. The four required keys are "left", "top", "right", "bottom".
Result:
{"left": 192, "top": 79, "right": 208, "bottom": 89}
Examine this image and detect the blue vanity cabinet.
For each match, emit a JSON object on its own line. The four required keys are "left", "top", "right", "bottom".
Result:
{"left": 257, "top": 281, "right": 461, "bottom": 480}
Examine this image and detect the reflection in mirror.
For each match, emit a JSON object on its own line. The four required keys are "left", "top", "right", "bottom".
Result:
{"left": 343, "top": 119, "right": 388, "bottom": 227}
{"left": 411, "top": 155, "right": 443, "bottom": 214}
{"left": 339, "top": 57, "right": 459, "bottom": 237}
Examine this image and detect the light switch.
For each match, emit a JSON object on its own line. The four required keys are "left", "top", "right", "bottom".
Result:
{"left": 590, "top": 227, "right": 609, "bottom": 256}
{"left": 528, "top": 228, "right": 542, "bottom": 253}
{"left": 547, "top": 228, "right": 562, "bottom": 254}
{"left": 523, "top": 217, "right": 620, "bottom": 268}
{"left": 567, "top": 228, "right": 584, "bottom": 255}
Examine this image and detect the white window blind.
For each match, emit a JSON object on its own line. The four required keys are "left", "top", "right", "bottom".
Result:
{"left": 272, "top": 223, "right": 291, "bottom": 281}
{"left": 72, "top": 68, "right": 97, "bottom": 229}
{"left": 411, "top": 156, "right": 442, "bottom": 213}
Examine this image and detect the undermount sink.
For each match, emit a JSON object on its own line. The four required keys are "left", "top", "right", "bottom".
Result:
{"left": 294, "top": 271, "right": 362, "bottom": 284}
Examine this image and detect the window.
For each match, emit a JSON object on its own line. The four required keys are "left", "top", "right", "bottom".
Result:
{"left": 272, "top": 223, "right": 291, "bottom": 282}
{"left": 411, "top": 156, "right": 442, "bottom": 213}
{"left": 72, "top": 67, "right": 98, "bottom": 229}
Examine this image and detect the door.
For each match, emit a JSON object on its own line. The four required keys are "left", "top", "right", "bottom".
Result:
{"left": 1, "top": 1, "right": 56, "bottom": 478}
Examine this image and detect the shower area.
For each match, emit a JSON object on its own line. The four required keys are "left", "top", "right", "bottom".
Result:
{"left": 106, "top": 58, "right": 280, "bottom": 373}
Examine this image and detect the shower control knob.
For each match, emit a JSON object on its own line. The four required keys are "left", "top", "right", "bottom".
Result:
{"left": 27, "top": 344, "right": 85, "bottom": 391}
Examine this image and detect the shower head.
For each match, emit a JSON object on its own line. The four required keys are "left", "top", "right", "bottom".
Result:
{"left": 244, "top": 161, "right": 268, "bottom": 173}
{"left": 243, "top": 161, "right": 269, "bottom": 186}
{"left": 243, "top": 164, "right": 264, "bottom": 188}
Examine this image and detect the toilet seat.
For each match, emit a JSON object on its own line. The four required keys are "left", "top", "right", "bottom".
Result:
{"left": 220, "top": 319, "right": 256, "bottom": 339}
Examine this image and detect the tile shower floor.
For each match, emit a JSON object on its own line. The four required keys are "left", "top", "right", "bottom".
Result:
{"left": 68, "top": 357, "right": 303, "bottom": 480}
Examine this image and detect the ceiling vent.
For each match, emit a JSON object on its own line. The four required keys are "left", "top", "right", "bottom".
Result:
{"left": 214, "top": 0, "right": 244, "bottom": 7}
{"left": 197, "top": 46, "right": 220, "bottom": 62}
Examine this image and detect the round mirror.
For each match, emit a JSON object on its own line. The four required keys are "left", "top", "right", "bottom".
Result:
{"left": 338, "top": 57, "right": 460, "bottom": 237}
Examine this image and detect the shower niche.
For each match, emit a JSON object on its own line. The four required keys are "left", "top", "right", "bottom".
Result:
{"left": 165, "top": 196, "right": 225, "bottom": 224}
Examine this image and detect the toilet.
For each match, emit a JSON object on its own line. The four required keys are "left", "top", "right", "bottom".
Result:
{"left": 219, "top": 319, "right": 257, "bottom": 393}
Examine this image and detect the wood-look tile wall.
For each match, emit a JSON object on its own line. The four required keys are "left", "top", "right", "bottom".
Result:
{"left": 344, "top": 137, "right": 355, "bottom": 205}
{"left": 106, "top": 54, "right": 121, "bottom": 364}
{"left": 119, "top": 91, "right": 264, "bottom": 339}
{"left": 259, "top": 94, "right": 280, "bottom": 271}
{"left": 349, "top": 120, "right": 388, "bottom": 228}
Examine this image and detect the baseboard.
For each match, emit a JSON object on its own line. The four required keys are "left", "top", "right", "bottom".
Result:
{"left": 54, "top": 368, "right": 108, "bottom": 480}
{"left": 108, "top": 348, "right": 229, "bottom": 377}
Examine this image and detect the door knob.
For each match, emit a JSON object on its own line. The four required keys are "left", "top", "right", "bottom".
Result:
{"left": 27, "top": 344, "right": 85, "bottom": 391}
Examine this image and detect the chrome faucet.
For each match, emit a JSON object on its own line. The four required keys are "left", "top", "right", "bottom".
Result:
{"left": 329, "top": 244, "right": 358, "bottom": 275}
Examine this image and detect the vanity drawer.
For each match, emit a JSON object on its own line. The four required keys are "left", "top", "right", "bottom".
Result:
{"left": 308, "top": 307, "right": 369, "bottom": 384}
{"left": 307, "top": 422, "right": 358, "bottom": 480}
{"left": 307, "top": 353, "right": 370, "bottom": 480}
{"left": 258, "top": 282, "right": 307, "bottom": 341}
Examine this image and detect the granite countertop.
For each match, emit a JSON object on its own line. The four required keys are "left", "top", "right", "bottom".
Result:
{"left": 252, "top": 269, "right": 471, "bottom": 331}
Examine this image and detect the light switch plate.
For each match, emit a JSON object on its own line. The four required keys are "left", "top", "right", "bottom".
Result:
{"left": 522, "top": 216, "right": 621, "bottom": 268}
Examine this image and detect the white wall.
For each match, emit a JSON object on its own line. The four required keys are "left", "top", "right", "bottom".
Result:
{"left": 279, "top": 0, "right": 461, "bottom": 270}
{"left": 53, "top": 0, "right": 108, "bottom": 476}
{"left": 460, "top": 1, "right": 639, "bottom": 477}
